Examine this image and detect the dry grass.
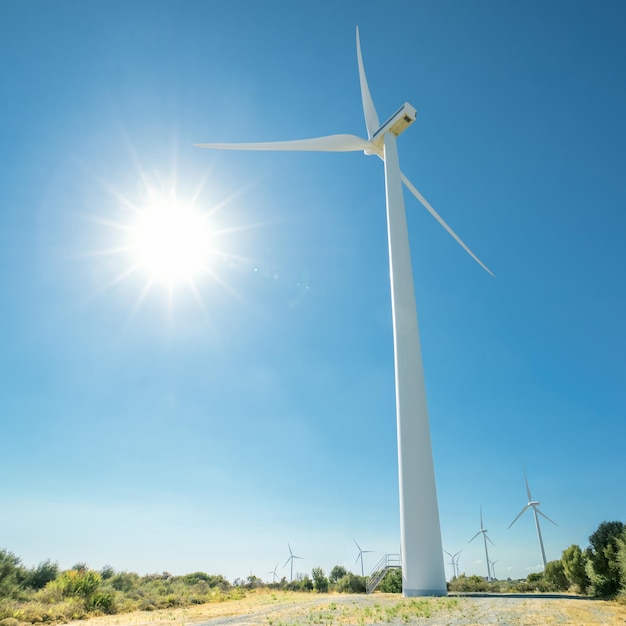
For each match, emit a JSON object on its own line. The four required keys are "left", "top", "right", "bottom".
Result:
{"left": 61, "top": 590, "right": 626, "bottom": 626}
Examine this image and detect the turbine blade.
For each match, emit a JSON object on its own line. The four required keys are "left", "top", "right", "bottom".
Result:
{"left": 283, "top": 557, "right": 291, "bottom": 568}
{"left": 353, "top": 539, "right": 361, "bottom": 551}
{"left": 486, "top": 535, "right": 496, "bottom": 547}
{"left": 444, "top": 550, "right": 453, "bottom": 558}
{"left": 537, "top": 509, "right": 558, "bottom": 526}
{"left": 524, "top": 467, "right": 532, "bottom": 502}
{"left": 195, "top": 134, "right": 372, "bottom": 153}
{"left": 400, "top": 172, "right": 495, "bottom": 277}
{"left": 468, "top": 531, "right": 481, "bottom": 543}
{"left": 355, "top": 555, "right": 361, "bottom": 566}
{"left": 356, "top": 26, "right": 380, "bottom": 139}
{"left": 508, "top": 505, "right": 530, "bottom": 528}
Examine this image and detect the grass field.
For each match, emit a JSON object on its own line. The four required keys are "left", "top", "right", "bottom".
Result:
{"left": 59, "top": 590, "right": 626, "bottom": 626}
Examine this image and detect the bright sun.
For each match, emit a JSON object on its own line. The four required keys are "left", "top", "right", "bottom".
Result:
{"left": 129, "top": 195, "right": 213, "bottom": 286}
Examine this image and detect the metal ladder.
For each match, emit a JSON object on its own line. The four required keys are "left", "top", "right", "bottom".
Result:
{"left": 366, "top": 553, "right": 401, "bottom": 594}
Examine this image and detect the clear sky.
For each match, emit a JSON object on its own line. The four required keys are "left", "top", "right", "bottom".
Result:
{"left": 1, "top": 0, "right": 625, "bottom": 584}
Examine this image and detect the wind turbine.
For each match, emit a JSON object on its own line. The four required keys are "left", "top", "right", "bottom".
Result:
{"left": 196, "top": 27, "right": 492, "bottom": 597}
{"left": 508, "top": 468, "right": 557, "bottom": 568}
{"left": 444, "top": 550, "right": 462, "bottom": 579}
{"left": 489, "top": 559, "right": 498, "bottom": 580}
{"left": 469, "top": 507, "right": 495, "bottom": 582}
{"left": 266, "top": 562, "right": 279, "bottom": 583}
{"left": 353, "top": 539, "right": 373, "bottom": 576}
{"left": 283, "top": 543, "right": 303, "bottom": 582}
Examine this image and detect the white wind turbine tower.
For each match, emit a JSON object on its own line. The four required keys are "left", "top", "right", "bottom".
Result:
{"left": 509, "top": 468, "right": 557, "bottom": 568}
{"left": 469, "top": 507, "right": 495, "bottom": 582}
{"left": 283, "top": 543, "right": 303, "bottom": 582}
{"left": 353, "top": 539, "right": 373, "bottom": 576}
{"left": 196, "top": 27, "right": 492, "bottom": 596}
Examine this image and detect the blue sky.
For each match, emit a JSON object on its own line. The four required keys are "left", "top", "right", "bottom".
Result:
{"left": 1, "top": 0, "right": 625, "bottom": 583}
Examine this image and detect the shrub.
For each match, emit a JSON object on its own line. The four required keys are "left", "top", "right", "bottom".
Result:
{"left": 448, "top": 574, "right": 489, "bottom": 593}
{"left": 88, "top": 591, "right": 117, "bottom": 614}
{"left": 0, "top": 550, "right": 26, "bottom": 599}
{"left": 378, "top": 568, "right": 402, "bottom": 593}
{"left": 25, "top": 560, "right": 59, "bottom": 590}
{"left": 562, "top": 544, "right": 590, "bottom": 593}
{"left": 335, "top": 573, "right": 366, "bottom": 593}
{"left": 586, "top": 521, "right": 625, "bottom": 597}
{"left": 543, "top": 560, "right": 569, "bottom": 591}
{"left": 52, "top": 569, "right": 102, "bottom": 599}
{"left": 109, "top": 572, "right": 140, "bottom": 592}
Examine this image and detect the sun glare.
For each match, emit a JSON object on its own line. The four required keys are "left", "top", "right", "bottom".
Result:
{"left": 89, "top": 166, "right": 262, "bottom": 317}
{"left": 129, "top": 196, "right": 212, "bottom": 286}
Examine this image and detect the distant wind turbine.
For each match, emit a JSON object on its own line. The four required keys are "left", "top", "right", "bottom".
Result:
{"left": 283, "top": 543, "right": 303, "bottom": 582}
{"left": 266, "top": 562, "right": 279, "bottom": 583}
{"left": 469, "top": 507, "right": 495, "bottom": 582}
{"left": 509, "top": 468, "right": 557, "bottom": 568}
{"left": 196, "top": 26, "right": 492, "bottom": 597}
{"left": 354, "top": 539, "right": 373, "bottom": 576}
{"left": 444, "top": 550, "right": 462, "bottom": 579}
{"left": 489, "top": 559, "right": 498, "bottom": 580}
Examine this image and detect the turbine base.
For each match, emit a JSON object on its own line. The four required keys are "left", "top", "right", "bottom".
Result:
{"left": 403, "top": 588, "right": 448, "bottom": 597}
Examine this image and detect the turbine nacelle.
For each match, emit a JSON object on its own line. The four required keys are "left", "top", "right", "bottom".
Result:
{"left": 367, "top": 102, "right": 417, "bottom": 153}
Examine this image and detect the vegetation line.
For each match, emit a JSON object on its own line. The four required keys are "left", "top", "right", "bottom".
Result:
{"left": 0, "top": 519, "right": 624, "bottom": 624}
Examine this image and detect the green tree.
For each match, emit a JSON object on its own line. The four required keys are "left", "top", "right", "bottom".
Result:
{"left": 543, "top": 560, "right": 568, "bottom": 591}
{"left": 561, "top": 544, "right": 590, "bottom": 593}
{"left": 25, "top": 559, "right": 59, "bottom": 590}
{"left": 329, "top": 565, "right": 347, "bottom": 583}
{"left": 109, "top": 571, "right": 140, "bottom": 592}
{"left": 618, "top": 529, "right": 626, "bottom": 593}
{"left": 0, "top": 549, "right": 26, "bottom": 598}
{"left": 311, "top": 567, "right": 329, "bottom": 592}
{"left": 586, "top": 521, "right": 625, "bottom": 596}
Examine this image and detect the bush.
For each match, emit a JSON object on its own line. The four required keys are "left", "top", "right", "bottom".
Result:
{"left": 335, "top": 573, "right": 366, "bottom": 593}
{"left": 448, "top": 574, "right": 489, "bottom": 593}
{"left": 0, "top": 550, "right": 26, "bottom": 599}
{"left": 51, "top": 569, "right": 102, "bottom": 599}
{"left": 25, "top": 560, "right": 58, "bottom": 590}
{"left": 377, "top": 568, "right": 402, "bottom": 593}
{"left": 562, "top": 544, "right": 590, "bottom": 593}
{"left": 109, "top": 572, "right": 140, "bottom": 592}
{"left": 586, "top": 521, "right": 625, "bottom": 597}
{"left": 543, "top": 560, "right": 569, "bottom": 591}
{"left": 88, "top": 591, "right": 117, "bottom": 614}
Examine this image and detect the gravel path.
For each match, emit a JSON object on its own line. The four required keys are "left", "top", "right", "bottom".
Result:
{"left": 65, "top": 592, "right": 626, "bottom": 626}
{"left": 189, "top": 593, "right": 625, "bottom": 626}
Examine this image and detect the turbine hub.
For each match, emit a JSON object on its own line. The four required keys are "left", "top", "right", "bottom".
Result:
{"left": 370, "top": 102, "right": 417, "bottom": 149}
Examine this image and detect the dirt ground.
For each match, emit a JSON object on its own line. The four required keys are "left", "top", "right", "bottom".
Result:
{"left": 65, "top": 591, "right": 626, "bottom": 626}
